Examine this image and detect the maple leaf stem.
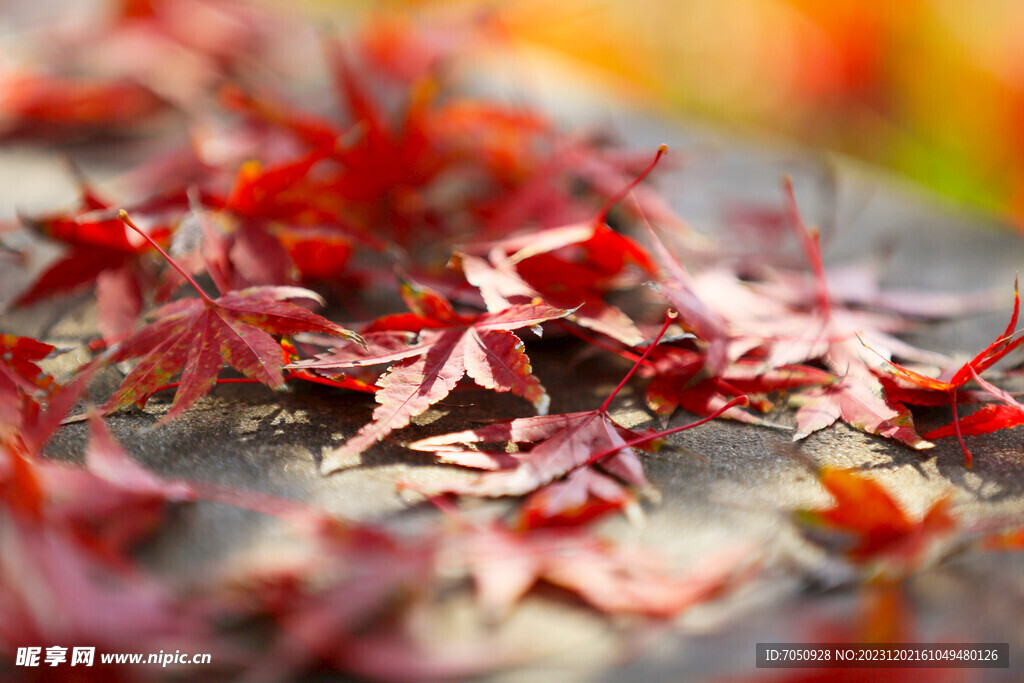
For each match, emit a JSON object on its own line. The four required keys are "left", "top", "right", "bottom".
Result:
{"left": 587, "top": 395, "right": 750, "bottom": 468}
{"left": 595, "top": 144, "right": 668, "bottom": 225}
{"left": 950, "top": 389, "right": 974, "bottom": 468}
{"left": 599, "top": 310, "right": 676, "bottom": 413}
{"left": 119, "top": 210, "right": 215, "bottom": 303}
{"left": 782, "top": 177, "right": 831, "bottom": 317}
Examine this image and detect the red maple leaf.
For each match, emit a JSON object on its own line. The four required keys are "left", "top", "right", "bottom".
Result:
{"left": 219, "top": 82, "right": 342, "bottom": 151}
{"left": 14, "top": 178, "right": 167, "bottom": 342}
{"left": 189, "top": 190, "right": 295, "bottom": 292}
{"left": 0, "top": 334, "right": 58, "bottom": 399}
{"left": 6, "top": 412, "right": 194, "bottom": 566}
{"left": 448, "top": 518, "right": 753, "bottom": 618}
{"left": 0, "top": 514, "right": 211, "bottom": 655}
{"left": 794, "top": 467, "right": 954, "bottom": 572}
{"left": 642, "top": 344, "right": 832, "bottom": 425}
{"left": 238, "top": 523, "right": 438, "bottom": 681}
{"left": 220, "top": 47, "right": 447, "bottom": 248}
{"left": 514, "top": 467, "right": 640, "bottom": 530}
{"left": 648, "top": 178, "right": 933, "bottom": 449}
{"left": 922, "top": 368, "right": 1024, "bottom": 440}
{"left": 0, "top": 334, "right": 62, "bottom": 442}
{"left": 326, "top": 44, "right": 444, "bottom": 209}
{"left": 0, "top": 448, "right": 207, "bottom": 660}
{"left": 0, "top": 370, "right": 211, "bottom": 655}
{"left": 404, "top": 314, "right": 748, "bottom": 518}
{"left": 459, "top": 146, "right": 666, "bottom": 345}
{"left": 871, "top": 281, "right": 1024, "bottom": 466}
{"left": 0, "top": 70, "right": 168, "bottom": 141}
{"left": 408, "top": 410, "right": 656, "bottom": 500}
{"left": 199, "top": 150, "right": 384, "bottom": 283}
{"left": 138, "top": 339, "right": 380, "bottom": 401}
{"left": 101, "top": 212, "right": 360, "bottom": 425}
{"left": 292, "top": 276, "right": 572, "bottom": 473}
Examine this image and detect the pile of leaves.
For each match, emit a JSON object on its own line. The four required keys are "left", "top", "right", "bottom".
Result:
{"left": 4, "top": 0, "right": 1024, "bottom": 678}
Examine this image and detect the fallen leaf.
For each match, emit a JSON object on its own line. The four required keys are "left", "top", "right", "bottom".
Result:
{"left": 406, "top": 314, "right": 747, "bottom": 505}
{"left": 102, "top": 212, "right": 359, "bottom": 424}
{"left": 293, "top": 276, "right": 570, "bottom": 472}
{"left": 647, "top": 178, "right": 933, "bottom": 449}
{"left": 871, "top": 279, "right": 1024, "bottom": 465}
{"left": 463, "top": 146, "right": 667, "bottom": 345}
{"left": 794, "top": 467, "right": 955, "bottom": 572}
{"left": 924, "top": 368, "right": 1024, "bottom": 439}
{"left": 450, "top": 522, "right": 753, "bottom": 618}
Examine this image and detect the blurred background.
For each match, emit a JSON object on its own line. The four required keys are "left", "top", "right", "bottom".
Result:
{"left": 3, "top": 0, "right": 1023, "bottom": 228}
{"left": 275, "top": 0, "right": 1024, "bottom": 228}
